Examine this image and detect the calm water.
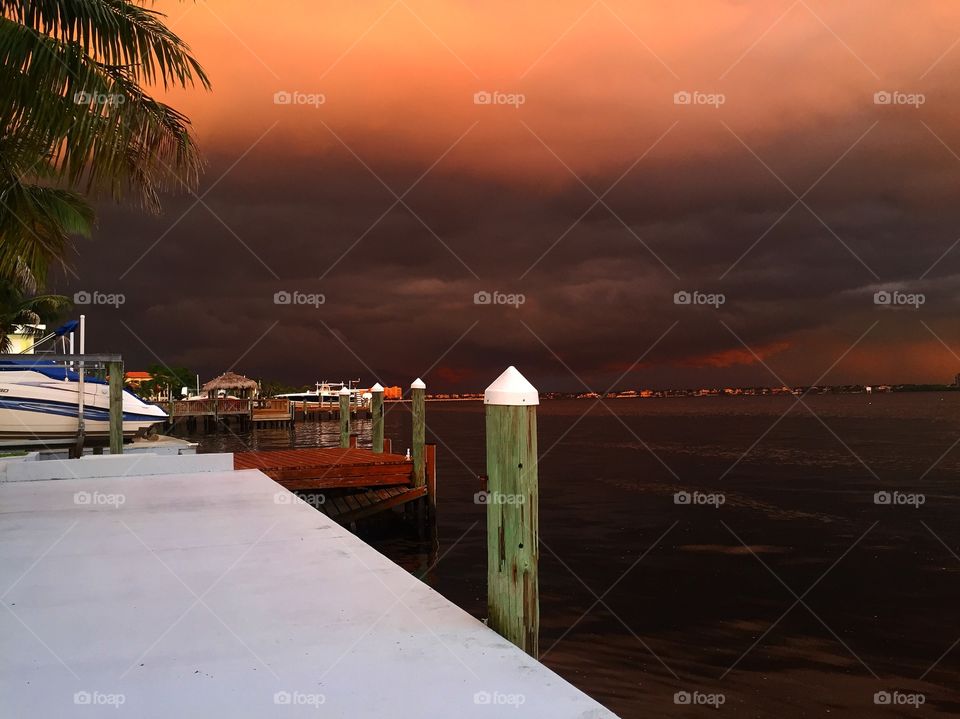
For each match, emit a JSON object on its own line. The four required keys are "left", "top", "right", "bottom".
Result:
{"left": 179, "top": 395, "right": 960, "bottom": 717}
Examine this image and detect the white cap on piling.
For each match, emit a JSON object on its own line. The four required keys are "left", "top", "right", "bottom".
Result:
{"left": 411, "top": 378, "right": 426, "bottom": 389}
{"left": 371, "top": 382, "right": 384, "bottom": 392}
{"left": 484, "top": 366, "right": 539, "bottom": 406}
{"left": 339, "top": 386, "right": 350, "bottom": 395}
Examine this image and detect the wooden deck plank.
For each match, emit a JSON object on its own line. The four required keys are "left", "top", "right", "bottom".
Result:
{"left": 337, "top": 486, "right": 427, "bottom": 524}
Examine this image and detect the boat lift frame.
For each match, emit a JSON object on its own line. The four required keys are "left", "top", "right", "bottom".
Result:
{"left": 0, "top": 353, "right": 125, "bottom": 456}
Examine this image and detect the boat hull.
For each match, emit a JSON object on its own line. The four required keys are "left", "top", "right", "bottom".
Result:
{"left": 0, "top": 371, "right": 167, "bottom": 445}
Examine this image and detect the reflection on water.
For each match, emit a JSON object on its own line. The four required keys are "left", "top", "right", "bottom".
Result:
{"left": 177, "top": 394, "right": 960, "bottom": 717}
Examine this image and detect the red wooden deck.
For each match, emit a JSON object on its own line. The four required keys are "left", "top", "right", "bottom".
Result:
{"left": 234, "top": 447, "right": 413, "bottom": 491}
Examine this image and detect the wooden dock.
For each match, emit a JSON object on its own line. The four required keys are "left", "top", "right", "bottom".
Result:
{"left": 234, "top": 445, "right": 435, "bottom": 527}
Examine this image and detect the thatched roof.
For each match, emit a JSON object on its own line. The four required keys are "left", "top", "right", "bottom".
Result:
{"left": 202, "top": 371, "right": 258, "bottom": 392}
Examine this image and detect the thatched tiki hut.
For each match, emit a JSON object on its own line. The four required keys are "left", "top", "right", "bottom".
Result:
{"left": 202, "top": 371, "right": 259, "bottom": 399}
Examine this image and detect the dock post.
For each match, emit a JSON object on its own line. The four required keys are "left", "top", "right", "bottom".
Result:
{"left": 411, "top": 378, "right": 426, "bottom": 488}
{"left": 108, "top": 360, "right": 123, "bottom": 455}
{"left": 371, "top": 383, "right": 384, "bottom": 453}
{"left": 339, "top": 387, "right": 351, "bottom": 448}
{"left": 425, "top": 442, "right": 437, "bottom": 530}
{"left": 484, "top": 366, "right": 539, "bottom": 657}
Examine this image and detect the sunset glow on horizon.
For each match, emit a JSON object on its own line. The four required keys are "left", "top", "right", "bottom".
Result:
{"left": 76, "top": 0, "right": 960, "bottom": 389}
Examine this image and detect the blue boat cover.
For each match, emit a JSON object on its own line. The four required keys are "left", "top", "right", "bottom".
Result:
{"left": 0, "top": 359, "right": 109, "bottom": 385}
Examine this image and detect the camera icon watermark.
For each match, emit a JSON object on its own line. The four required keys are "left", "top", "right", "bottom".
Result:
{"left": 674, "top": 690, "right": 725, "bottom": 707}
{"left": 74, "top": 491, "right": 125, "bottom": 508}
{"left": 274, "top": 491, "right": 325, "bottom": 507}
{"left": 273, "top": 90, "right": 326, "bottom": 108}
{"left": 674, "top": 90, "right": 725, "bottom": 108}
{"left": 673, "top": 290, "right": 725, "bottom": 308}
{"left": 873, "top": 289, "right": 924, "bottom": 308}
{"left": 873, "top": 90, "right": 925, "bottom": 108}
{"left": 473, "top": 690, "right": 526, "bottom": 707}
{"left": 273, "top": 690, "right": 326, "bottom": 707}
{"left": 874, "top": 690, "right": 925, "bottom": 707}
{"left": 73, "top": 91, "right": 125, "bottom": 106}
{"left": 73, "top": 290, "right": 125, "bottom": 308}
{"left": 273, "top": 290, "right": 325, "bottom": 308}
{"left": 74, "top": 690, "right": 126, "bottom": 707}
{"left": 473, "top": 90, "right": 525, "bottom": 108}
{"left": 873, "top": 490, "right": 925, "bottom": 508}
{"left": 674, "top": 490, "right": 725, "bottom": 508}
{"left": 473, "top": 290, "right": 525, "bottom": 308}
{"left": 474, "top": 490, "right": 525, "bottom": 506}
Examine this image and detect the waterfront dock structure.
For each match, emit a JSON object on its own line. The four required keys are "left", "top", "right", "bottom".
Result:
{"left": 234, "top": 444, "right": 436, "bottom": 526}
{"left": 0, "top": 456, "right": 618, "bottom": 718}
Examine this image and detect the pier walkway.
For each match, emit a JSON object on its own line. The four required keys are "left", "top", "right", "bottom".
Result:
{"left": 0, "top": 458, "right": 618, "bottom": 717}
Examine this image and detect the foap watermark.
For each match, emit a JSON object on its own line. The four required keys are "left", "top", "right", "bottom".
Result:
{"left": 674, "top": 290, "right": 725, "bottom": 308}
{"left": 473, "top": 690, "right": 526, "bottom": 708}
{"left": 474, "top": 290, "right": 525, "bottom": 308}
{"left": 73, "top": 290, "right": 125, "bottom": 308}
{"left": 274, "top": 491, "right": 326, "bottom": 508}
{"left": 74, "top": 690, "right": 126, "bottom": 708}
{"left": 874, "top": 91, "right": 925, "bottom": 108}
{"left": 874, "top": 690, "right": 925, "bottom": 708}
{"left": 674, "top": 690, "right": 726, "bottom": 708}
{"left": 274, "top": 290, "right": 325, "bottom": 308}
{"left": 874, "top": 490, "right": 925, "bottom": 508}
{"left": 473, "top": 91, "right": 525, "bottom": 108}
{"left": 74, "top": 491, "right": 125, "bottom": 508}
{"left": 273, "top": 91, "right": 325, "bottom": 108}
{"left": 674, "top": 90, "right": 725, "bottom": 108}
{"left": 73, "top": 91, "right": 125, "bottom": 106}
{"left": 474, "top": 490, "right": 525, "bottom": 506}
{"left": 674, "top": 490, "right": 725, "bottom": 509}
{"left": 873, "top": 289, "right": 924, "bottom": 308}
{"left": 273, "top": 690, "right": 326, "bottom": 707}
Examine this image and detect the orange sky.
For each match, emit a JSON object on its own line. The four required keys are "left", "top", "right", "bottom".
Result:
{"left": 83, "top": 1, "right": 960, "bottom": 387}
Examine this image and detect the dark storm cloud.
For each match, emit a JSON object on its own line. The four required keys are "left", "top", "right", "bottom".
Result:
{"left": 58, "top": 0, "right": 960, "bottom": 390}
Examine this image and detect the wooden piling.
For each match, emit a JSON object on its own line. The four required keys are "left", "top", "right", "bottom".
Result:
{"left": 425, "top": 442, "right": 437, "bottom": 520}
{"left": 411, "top": 378, "right": 426, "bottom": 489}
{"left": 371, "top": 383, "right": 384, "bottom": 453}
{"left": 484, "top": 366, "right": 539, "bottom": 657}
{"left": 339, "top": 387, "right": 351, "bottom": 448}
{"left": 108, "top": 360, "right": 123, "bottom": 455}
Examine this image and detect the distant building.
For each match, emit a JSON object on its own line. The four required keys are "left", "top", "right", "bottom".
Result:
{"left": 383, "top": 385, "right": 402, "bottom": 400}
{"left": 954, "top": 373, "right": 960, "bottom": 387}
{"left": 124, "top": 371, "right": 153, "bottom": 389}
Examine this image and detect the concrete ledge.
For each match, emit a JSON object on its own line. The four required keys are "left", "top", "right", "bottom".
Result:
{"left": 0, "top": 469, "right": 619, "bottom": 718}
{"left": 2, "top": 453, "right": 233, "bottom": 482}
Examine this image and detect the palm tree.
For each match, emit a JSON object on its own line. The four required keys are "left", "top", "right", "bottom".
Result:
{"left": 0, "top": 0, "right": 209, "bottom": 284}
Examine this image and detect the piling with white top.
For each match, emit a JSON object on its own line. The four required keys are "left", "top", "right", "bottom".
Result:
{"left": 339, "top": 386, "right": 351, "bottom": 448}
{"left": 484, "top": 366, "right": 539, "bottom": 657}
{"left": 411, "top": 378, "right": 426, "bottom": 488}
{"left": 371, "top": 383, "right": 384, "bottom": 453}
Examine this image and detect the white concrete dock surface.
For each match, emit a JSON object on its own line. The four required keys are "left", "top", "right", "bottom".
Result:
{"left": 0, "top": 461, "right": 619, "bottom": 717}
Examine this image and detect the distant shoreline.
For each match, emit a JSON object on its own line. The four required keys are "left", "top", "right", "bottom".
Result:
{"left": 399, "top": 384, "right": 960, "bottom": 402}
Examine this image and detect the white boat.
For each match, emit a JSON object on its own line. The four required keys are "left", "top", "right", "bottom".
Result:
{"left": 0, "top": 362, "right": 168, "bottom": 447}
{"left": 277, "top": 380, "right": 369, "bottom": 407}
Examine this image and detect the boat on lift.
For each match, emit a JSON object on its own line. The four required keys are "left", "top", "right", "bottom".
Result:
{"left": 0, "top": 320, "right": 167, "bottom": 447}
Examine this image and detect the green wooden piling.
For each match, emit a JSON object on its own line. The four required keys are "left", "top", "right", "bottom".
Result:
{"left": 108, "top": 360, "right": 123, "bottom": 455}
{"left": 411, "top": 378, "right": 426, "bottom": 488}
{"left": 339, "top": 387, "right": 351, "bottom": 448}
{"left": 484, "top": 366, "right": 539, "bottom": 657}
{"left": 371, "top": 383, "right": 384, "bottom": 453}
